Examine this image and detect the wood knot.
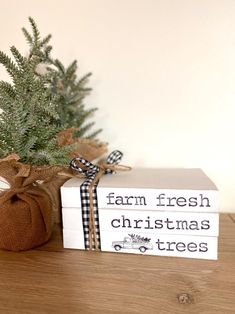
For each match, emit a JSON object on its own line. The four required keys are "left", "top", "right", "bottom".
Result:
{"left": 177, "top": 293, "right": 193, "bottom": 304}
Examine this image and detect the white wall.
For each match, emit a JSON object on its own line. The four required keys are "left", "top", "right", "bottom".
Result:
{"left": 0, "top": 0, "right": 235, "bottom": 212}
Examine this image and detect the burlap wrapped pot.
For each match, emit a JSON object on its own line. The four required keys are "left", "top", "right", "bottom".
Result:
{"left": 0, "top": 155, "right": 66, "bottom": 251}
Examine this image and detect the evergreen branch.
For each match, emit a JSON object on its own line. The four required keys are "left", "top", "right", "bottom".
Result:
{"left": 44, "top": 45, "right": 53, "bottom": 58}
{"left": 66, "top": 94, "right": 84, "bottom": 105}
{"left": 77, "top": 72, "right": 92, "bottom": 86}
{"left": 85, "top": 128, "right": 102, "bottom": 139}
{"left": 77, "top": 122, "right": 95, "bottom": 137}
{"left": 22, "top": 135, "right": 37, "bottom": 154}
{"left": 76, "top": 107, "right": 98, "bottom": 125}
{"left": 10, "top": 46, "right": 25, "bottom": 69}
{"left": 0, "top": 51, "right": 20, "bottom": 79}
{"left": 77, "top": 87, "right": 92, "bottom": 92}
{"left": 28, "top": 150, "right": 54, "bottom": 165}
{"left": 29, "top": 17, "right": 40, "bottom": 44}
{"left": 65, "top": 60, "right": 77, "bottom": 81}
{"left": 28, "top": 55, "right": 41, "bottom": 72}
{"left": 0, "top": 97, "right": 13, "bottom": 112}
{"left": 42, "top": 102, "right": 60, "bottom": 120}
{"left": 53, "top": 59, "right": 65, "bottom": 74}
{"left": 0, "top": 81, "right": 15, "bottom": 99}
{"left": 22, "top": 27, "right": 33, "bottom": 44}
{"left": 40, "top": 34, "right": 52, "bottom": 47}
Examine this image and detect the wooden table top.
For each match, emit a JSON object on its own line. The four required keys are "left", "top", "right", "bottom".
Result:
{"left": 0, "top": 214, "right": 234, "bottom": 314}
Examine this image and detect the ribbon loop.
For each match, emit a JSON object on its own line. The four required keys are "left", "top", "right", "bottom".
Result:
{"left": 70, "top": 150, "right": 124, "bottom": 178}
{"left": 103, "top": 150, "right": 123, "bottom": 174}
{"left": 70, "top": 157, "right": 100, "bottom": 178}
{"left": 106, "top": 150, "right": 123, "bottom": 165}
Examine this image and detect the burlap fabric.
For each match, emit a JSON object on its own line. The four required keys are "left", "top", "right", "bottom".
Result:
{"left": 57, "top": 128, "right": 108, "bottom": 161}
{"left": 0, "top": 155, "right": 66, "bottom": 251}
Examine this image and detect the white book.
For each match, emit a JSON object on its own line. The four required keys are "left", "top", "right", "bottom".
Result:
{"left": 62, "top": 228, "right": 218, "bottom": 260}
{"left": 98, "top": 209, "right": 219, "bottom": 236}
{"left": 61, "top": 168, "right": 219, "bottom": 212}
{"left": 100, "top": 231, "right": 218, "bottom": 260}
{"left": 63, "top": 228, "right": 85, "bottom": 250}
{"left": 62, "top": 207, "right": 84, "bottom": 231}
{"left": 62, "top": 207, "right": 219, "bottom": 237}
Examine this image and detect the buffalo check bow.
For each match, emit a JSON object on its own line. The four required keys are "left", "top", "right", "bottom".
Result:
{"left": 70, "top": 150, "right": 123, "bottom": 250}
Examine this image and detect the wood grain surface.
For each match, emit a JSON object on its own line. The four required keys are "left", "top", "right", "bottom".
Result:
{"left": 0, "top": 214, "right": 234, "bottom": 314}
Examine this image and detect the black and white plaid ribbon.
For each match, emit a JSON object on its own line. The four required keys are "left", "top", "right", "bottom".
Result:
{"left": 70, "top": 150, "right": 123, "bottom": 250}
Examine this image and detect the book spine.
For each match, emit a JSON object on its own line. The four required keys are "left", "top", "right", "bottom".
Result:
{"left": 61, "top": 186, "right": 81, "bottom": 208}
{"left": 62, "top": 207, "right": 219, "bottom": 236}
{"left": 62, "top": 226, "right": 218, "bottom": 259}
{"left": 100, "top": 231, "right": 218, "bottom": 260}
{"left": 97, "top": 187, "right": 219, "bottom": 212}
{"left": 98, "top": 209, "right": 219, "bottom": 236}
{"left": 63, "top": 228, "right": 85, "bottom": 250}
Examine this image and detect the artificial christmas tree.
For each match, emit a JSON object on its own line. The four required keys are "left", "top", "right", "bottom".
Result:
{"left": 0, "top": 18, "right": 105, "bottom": 251}
{"left": 22, "top": 17, "right": 103, "bottom": 141}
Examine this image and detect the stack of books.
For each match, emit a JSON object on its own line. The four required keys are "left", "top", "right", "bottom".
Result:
{"left": 61, "top": 168, "right": 219, "bottom": 260}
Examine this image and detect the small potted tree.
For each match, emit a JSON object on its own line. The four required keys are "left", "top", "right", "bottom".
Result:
{"left": 0, "top": 18, "right": 106, "bottom": 251}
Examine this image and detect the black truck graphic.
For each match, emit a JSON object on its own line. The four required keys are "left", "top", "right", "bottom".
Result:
{"left": 112, "top": 234, "right": 153, "bottom": 253}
